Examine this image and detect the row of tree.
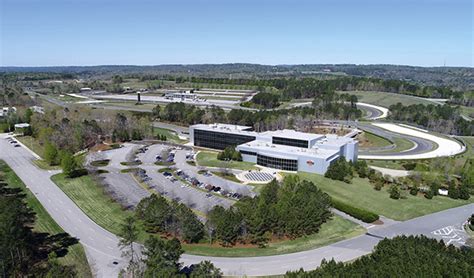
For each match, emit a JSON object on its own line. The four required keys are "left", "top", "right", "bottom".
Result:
{"left": 207, "top": 177, "right": 332, "bottom": 246}
{"left": 135, "top": 194, "right": 204, "bottom": 243}
{"left": 175, "top": 76, "right": 467, "bottom": 100}
{"left": 29, "top": 108, "right": 152, "bottom": 154}
{"left": 0, "top": 172, "right": 78, "bottom": 276}
{"left": 286, "top": 235, "right": 474, "bottom": 277}
{"left": 388, "top": 103, "right": 473, "bottom": 136}
{"left": 118, "top": 217, "right": 222, "bottom": 277}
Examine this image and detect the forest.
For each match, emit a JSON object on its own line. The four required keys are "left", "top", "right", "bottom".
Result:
{"left": 285, "top": 235, "right": 474, "bottom": 277}
{"left": 0, "top": 178, "right": 78, "bottom": 276}
{"left": 388, "top": 103, "right": 473, "bottom": 136}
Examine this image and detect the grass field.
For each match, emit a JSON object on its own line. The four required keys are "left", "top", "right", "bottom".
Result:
{"left": 183, "top": 215, "right": 365, "bottom": 257}
{"left": 211, "top": 171, "right": 241, "bottom": 183}
{"left": 51, "top": 173, "right": 148, "bottom": 242}
{"left": 460, "top": 106, "right": 474, "bottom": 120}
{"left": 50, "top": 172, "right": 364, "bottom": 257}
{"left": 338, "top": 91, "right": 436, "bottom": 108}
{"left": 0, "top": 161, "right": 92, "bottom": 277}
{"left": 16, "top": 135, "right": 46, "bottom": 157}
{"left": 358, "top": 131, "right": 393, "bottom": 149}
{"left": 153, "top": 127, "right": 187, "bottom": 144}
{"left": 297, "top": 172, "right": 472, "bottom": 221}
{"left": 196, "top": 151, "right": 257, "bottom": 170}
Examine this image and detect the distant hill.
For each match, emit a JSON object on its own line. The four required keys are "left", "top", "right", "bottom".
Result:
{"left": 1, "top": 64, "right": 473, "bottom": 90}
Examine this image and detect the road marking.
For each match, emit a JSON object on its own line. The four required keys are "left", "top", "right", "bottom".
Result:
{"left": 431, "top": 225, "right": 466, "bottom": 245}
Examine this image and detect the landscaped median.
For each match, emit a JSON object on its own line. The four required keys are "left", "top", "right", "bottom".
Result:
{"left": 49, "top": 171, "right": 366, "bottom": 257}
{"left": 0, "top": 161, "right": 92, "bottom": 277}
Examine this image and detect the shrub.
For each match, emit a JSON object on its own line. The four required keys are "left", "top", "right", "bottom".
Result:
{"left": 389, "top": 185, "right": 401, "bottom": 199}
{"left": 217, "top": 146, "right": 242, "bottom": 161}
{"left": 409, "top": 186, "right": 419, "bottom": 196}
{"left": 424, "top": 191, "right": 434, "bottom": 199}
{"left": 331, "top": 199, "right": 379, "bottom": 223}
{"left": 325, "top": 158, "right": 353, "bottom": 183}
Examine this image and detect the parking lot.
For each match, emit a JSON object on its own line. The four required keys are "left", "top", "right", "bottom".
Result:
{"left": 88, "top": 142, "right": 240, "bottom": 215}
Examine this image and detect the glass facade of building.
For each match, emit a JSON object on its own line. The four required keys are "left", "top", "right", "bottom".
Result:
{"left": 194, "top": 129, "right": 256, "bottom": 150}
{"left": 240, "top": 150, "right": 257, "bottom": 156}
{"left": 257, "top": 153, "right": 298, "bottom": 171}
{"left": 272, "top": 137, "right": 308, "bottom": 148}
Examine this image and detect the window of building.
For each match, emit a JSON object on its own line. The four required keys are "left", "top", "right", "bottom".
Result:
{"left": 257, "top": 154, "right": 298, "bottom": 171}
{"left": 240, "top": 150, "right": 257, "bottom": 156}
{"left": 194, "top": 129, "right": 255, "bottom": 150}
{"left": 272, "top": 137, "right": 308, "bottom": 148}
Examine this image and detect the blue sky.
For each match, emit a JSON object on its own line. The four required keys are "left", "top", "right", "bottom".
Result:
{"left": 1, "top": 0, "right": 472, "bottom": 66}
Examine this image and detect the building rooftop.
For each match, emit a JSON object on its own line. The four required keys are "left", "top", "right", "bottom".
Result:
{"left": 262, "top": 129, "right": 325, "bottom": 141}
{"left": 192, "top": 123, "right": 254, "bottom": 133}
{"left": 239, "top": 140, "right": 339, "bottom": 159}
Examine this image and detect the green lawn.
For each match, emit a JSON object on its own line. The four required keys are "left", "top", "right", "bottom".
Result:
{"left": 297, "top": 172, "right": 472, "bottom": 221}
{"left": 337, "top": 91, "right": 436, "bottom": 108}
{"left": 196, "top": 151, "right": 257, "bottom": 171}
{"left": 50, "top": 171, "right": 365, "bottom": 257}
{"left": 459, "top": 106, "right": 474, "bottom": 120}
{"left": 0, "top": 161, "right": 92, "bottom": 277}
{"left": 211, "top": 171, "right": 241, "bottom": 183}
{"left": 153, "top": 127, "right": 187, "bottom": 144}
{"left": 183, "top": 215, "right": 365, "bottom": 257}
{"left": 359, "top": 131, "right": 393, "bottom": 149}
{"left": 51, "top": 173, "right": 148, "bottom": 242}
{"left": 16, "top": 135, "right": 46, "bottom": 157}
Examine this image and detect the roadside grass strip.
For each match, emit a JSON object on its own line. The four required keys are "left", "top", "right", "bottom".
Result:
{"left": 183, "top": 215, "right": 365, "bottom": 257}
{"left": 0, "top": 161, "right": 92, "bottom": 277}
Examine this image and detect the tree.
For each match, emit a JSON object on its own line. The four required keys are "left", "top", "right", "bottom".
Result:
{"left": 152, "top": 105, "right": 161, "bottom": 118}
{"left": 448, "top": 181, "right": 459, "bottom": 199}
{"left": 142, "top": 237, "right": 183, "bottom": 277}
{"left": 44, "top": 142, "right": 59, "bottom": 166}
{"left": 60, "top": 152, "right": 77, "bottom": 178}
{"left": 24, "top": 108, "right": 33, "bottom": 123}
{"left": 458, "top": 184, "right": 470, "bottom": 200}
{"left": 190, "top": 261, "right": 222, "bottom": 278}
{"left": 325, "top": 157, "right": 353, "bottom": 183}
{"left": 118, "top": 217, "right": 140, "bottom": 274}
{"left": 389, "top": 185, "right": 401, "bottom": 199}
{"left": 0, "top": 181, "right": 78, "bottom": 276}
{"left": 286, "top": 235, "right": 474, "bottom": 277}
{"left": 112, "top": 75, "right": 123, "bottom": 84}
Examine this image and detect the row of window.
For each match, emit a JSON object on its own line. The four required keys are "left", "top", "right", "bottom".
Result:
{"left": 257, "top": 153, "right": 298, "bottom": 171}
{"left": 272, "top": 136, "right": 308, "bottom": 148}
{"left": 193, "top": 129, "right": 255, "bottom": 150}
{"left": 239, "top": 150, "right": 257, "bottom": 156}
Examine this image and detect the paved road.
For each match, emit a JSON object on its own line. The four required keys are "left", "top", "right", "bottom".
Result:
{"left": 181, "top": 203, "right": 474, "bottom": 276}
{"left": 1, "top": 134, "right": 473, "bottom": 277}
{"left": 0, "top": 134, "right": 125, "bottom": 277}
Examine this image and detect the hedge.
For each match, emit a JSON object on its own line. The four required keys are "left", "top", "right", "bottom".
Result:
{"left": 332, "top": 199, "right": 379, "bottom": 223}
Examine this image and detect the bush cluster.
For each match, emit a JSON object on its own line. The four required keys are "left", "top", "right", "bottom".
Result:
{"left": 217, "top": 146, "right": 242, "bottom": 161}
{"left": 331, "top": 199, "right": 379, "bottom": 223}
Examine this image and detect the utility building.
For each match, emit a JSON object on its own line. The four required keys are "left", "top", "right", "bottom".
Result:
{"left": 190, "top": 123, "right": 358, "bottom": 174}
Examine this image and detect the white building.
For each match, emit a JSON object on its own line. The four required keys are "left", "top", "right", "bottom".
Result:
{"left": 164, "top": 90, "right": 197, "bottom": 100}
{"left": 190, "top": 123, "right": 358, "bottom": 175}
{"left": 0, "top": 107, "right": 17, "bottom": 118}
